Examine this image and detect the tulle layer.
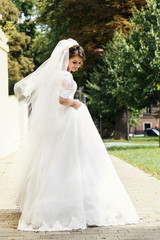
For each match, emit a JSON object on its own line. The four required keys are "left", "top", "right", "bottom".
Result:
{"left": 15, "top": 104, "right": 139, "bottom": 231}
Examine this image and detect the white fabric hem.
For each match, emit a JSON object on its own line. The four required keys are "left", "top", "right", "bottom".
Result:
{"left": 18, "top": 217, "right": 139, "bottom": 232}
{"left": 18, "top": 217, "right": 86, "bottom": 232}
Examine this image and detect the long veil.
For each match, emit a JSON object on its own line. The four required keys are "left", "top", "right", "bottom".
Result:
{"left": 14, "top": 38, "right": 78, "bottom": 135}
{"left": 13, "top": 38, "right": 79, "bottom": 205}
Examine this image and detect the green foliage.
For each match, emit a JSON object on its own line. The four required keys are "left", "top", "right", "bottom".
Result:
{"left": 86, "top": 58, "right": 117, "bottom": 137}
{"left": 9, "top": 79, "right": 17, "bottom": 95}
{"left": 124, "top": 0, "right": 160, "bottom": 108}
{"left": 32, "top": 29, "right": 61, "bottom": 69}
{"left": 32, "top": 31, "right": 51, "bottom": 68}
{"left": 0, "top": 0, "right": 19, "bottom": 25}
{"left": 5, "top": 20, "right": 35, "bottom": 80}
{"left": 130, "top": 109, "right": 143, "bottom": 126}
{"left": 87, "top": 0, "right": 160, "bottom": 137}
{"left": 13, "top": 0, "right": 36, "bottom": 38}
{"left": 13, "top": 0, "right": 35, "bottom": 17}
{"left": 0, "top": 0, "right": 35, "bottom": 94}
{"left": 35, "top": 0, "right": 146, "bottom": 70}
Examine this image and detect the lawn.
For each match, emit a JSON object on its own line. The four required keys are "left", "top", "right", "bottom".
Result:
{"left": 104, "top": 136, "right": 159, "bottom": 145}
{"left": 107, "top": 145, "right": 160, "bottom": 179}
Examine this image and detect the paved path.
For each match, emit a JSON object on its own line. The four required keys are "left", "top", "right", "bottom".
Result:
{"left": 0, "top": 152, "right": 160, "bottom": 240}
{"left": 104, "top": 142, "right": 159, "bottom": 147}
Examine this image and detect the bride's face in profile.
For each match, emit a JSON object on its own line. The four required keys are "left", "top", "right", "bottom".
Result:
{"left": 67, "top": 56, "right": 83, "bottom": 72}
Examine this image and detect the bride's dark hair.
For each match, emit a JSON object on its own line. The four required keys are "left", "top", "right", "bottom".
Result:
{"left": 69, "top": 45, "right": 86, "bottom": 60}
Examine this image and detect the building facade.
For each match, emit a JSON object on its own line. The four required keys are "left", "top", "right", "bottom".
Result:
{"left": 131, "top": 106, "right": 159, "bottom": 134}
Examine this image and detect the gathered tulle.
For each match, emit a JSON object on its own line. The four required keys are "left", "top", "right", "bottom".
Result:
{"left": 14, "top": 103, "right": 139, "bottom": 231}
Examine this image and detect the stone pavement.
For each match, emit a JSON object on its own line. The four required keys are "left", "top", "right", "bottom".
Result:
{"left": 0, "top": 153, "right": 160, "bottom": 240}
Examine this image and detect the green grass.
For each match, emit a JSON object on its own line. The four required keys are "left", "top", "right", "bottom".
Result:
{"left": 104, "top": 136, "right": 159, "bottom": 144}
{"left": 107, "top": 145, "right": 160, "bottom": 180}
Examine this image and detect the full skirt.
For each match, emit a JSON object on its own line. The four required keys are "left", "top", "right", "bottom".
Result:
{"left": 15, "top": 103, "right": 139, "bottom": 231}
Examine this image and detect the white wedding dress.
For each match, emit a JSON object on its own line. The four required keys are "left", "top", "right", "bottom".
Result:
{"left": 16, "top": 70, "right": 139, "bottom": 231}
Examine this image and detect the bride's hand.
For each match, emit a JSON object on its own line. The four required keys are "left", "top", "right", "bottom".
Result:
{"left": 71, "top": 99, "right": 82, "bottom": 109}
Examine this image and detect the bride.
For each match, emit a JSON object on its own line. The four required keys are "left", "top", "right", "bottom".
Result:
{"left": 14, "top": 38, "right": 139, "bottom": 231}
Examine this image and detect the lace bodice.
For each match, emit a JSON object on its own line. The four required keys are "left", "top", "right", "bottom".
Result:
{"left": 59, "top": 71, "right": 77, "bottom": 99}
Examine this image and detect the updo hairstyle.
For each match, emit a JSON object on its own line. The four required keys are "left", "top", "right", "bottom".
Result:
{"left": 69, "top": 45, "right": 86, "bottom": 61}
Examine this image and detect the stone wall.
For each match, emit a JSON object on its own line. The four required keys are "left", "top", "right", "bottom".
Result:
{"left": 0, "top": 28, "right": 28, "bottom": 158}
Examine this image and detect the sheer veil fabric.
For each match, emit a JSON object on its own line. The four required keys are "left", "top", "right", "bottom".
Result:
{"left": 13, "top": 38, "right": 79, "bottom": 211}
{"left": 14, "top": 38, "right": 78, "bottom": 135}
{"left": 13, "top": 38, "right": 139, "bottom": 231}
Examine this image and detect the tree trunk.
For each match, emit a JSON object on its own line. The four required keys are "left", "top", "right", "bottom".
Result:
{"left": 115, "top": 109, "right": 130, "bottom": 140}
{"left": 100, "top": 113, "right": 103, "bottom": 139}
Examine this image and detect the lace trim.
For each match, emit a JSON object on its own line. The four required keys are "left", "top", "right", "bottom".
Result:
{"left": 18, "top": 217, "right": 87, "bottom": 232}
{"left": 18, "top": 215, "right": 138, "bottom": 232}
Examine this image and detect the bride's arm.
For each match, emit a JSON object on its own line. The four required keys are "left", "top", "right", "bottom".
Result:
{"left": 59, "top": 72, "right": 82, "bottom": 109}
{"left": 59, "top": 97, "right": 81, "bottom": 109}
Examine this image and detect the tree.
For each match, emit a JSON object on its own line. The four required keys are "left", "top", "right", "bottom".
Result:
{"left": 34, "top": 0, "right": 146, "bottom": 104}
{"left": 13, "top": 0, "right": 36, "bottom": 38}
{"left": 0, "top": 0, "right": 35, "bottom": 94}
{"left": 36, "top": 0, "right": 146, "bottom": 70}
{"left": 87, "top": 0, "right": 160, "bottom": 139}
